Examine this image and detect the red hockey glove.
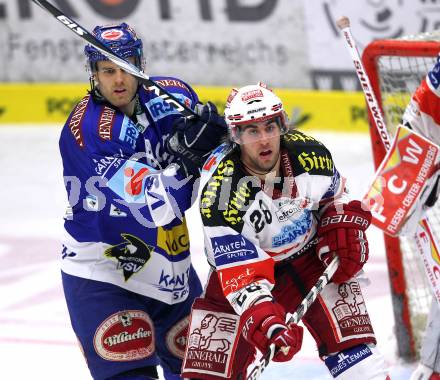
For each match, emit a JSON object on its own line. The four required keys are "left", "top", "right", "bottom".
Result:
{"left": 317, "top": 200, "right": 371, "bottom": 284}
{"left": 241, "top": 301, "right": 303, "bottom": 362}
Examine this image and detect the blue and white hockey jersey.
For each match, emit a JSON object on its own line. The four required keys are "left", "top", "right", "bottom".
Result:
{"left": 59, "top": 76, "right": 199, "bottom": 304}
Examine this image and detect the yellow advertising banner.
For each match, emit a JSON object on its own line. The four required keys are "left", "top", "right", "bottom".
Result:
{"left": 0, "top": 83, "right": 89, "bottom": 123}
{"left": 0, "top": 84, "right": 369, "bottom": 133}
{"left": 195, "top": 86, "right": 369, "bottom": 133}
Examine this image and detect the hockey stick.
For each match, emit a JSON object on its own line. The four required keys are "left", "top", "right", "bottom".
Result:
{"left": 337, "top": 17, "right": 440, "bottom": 306}
{"left": 245, "top": 256, "right": 340, "bottom": 380}
{"left": 31, "top": 0, "right": 197, "bottom": 118}
{"left": 336, "top": 17, "right": 392, "bottom": 151}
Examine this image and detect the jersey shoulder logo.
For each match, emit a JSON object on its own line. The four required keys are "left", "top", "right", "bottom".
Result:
{"left": 283, "top": 132, "right": 334, "bottom": 176}
{"left": 68, "top": 95, "right": 90, "bottom": 148}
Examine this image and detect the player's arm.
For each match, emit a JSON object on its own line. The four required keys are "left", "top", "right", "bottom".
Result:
{"left": 203, "top": 222, "right": 303, "bottom": 362}
{"left": 95, "top": 143, "right": 192, "bottom": 227}
{"left": 145, "top": 76, "right": 229, "bottom": 175}
{"left": 401, "top": 56, "right": 440, "bottom": 210}
{"left": 403, "top": 54, "right": 440, "bottom": 143}
{"left": 317, "top": 200, "right": 371, "bottom": 283}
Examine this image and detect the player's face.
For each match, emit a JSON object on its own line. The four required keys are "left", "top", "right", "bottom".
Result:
{"left": 239, "top": 118, "right": 282, "bottom": 174}
{"left": 94, "top": 57, "right": 138, "bottom": 114}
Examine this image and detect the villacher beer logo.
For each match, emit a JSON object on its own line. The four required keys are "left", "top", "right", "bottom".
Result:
{"left": 166, "top": 316, "right": 189, "bottom": 359}
{"left": 94, "top": 310, "right": 154, "bottom": 361}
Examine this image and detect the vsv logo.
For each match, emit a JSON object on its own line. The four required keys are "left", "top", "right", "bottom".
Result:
{"left": 104, "top": 234, "right": 154, "bottom": 281}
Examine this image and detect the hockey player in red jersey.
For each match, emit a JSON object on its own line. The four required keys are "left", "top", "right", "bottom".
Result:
{"left": 181, "top": 83, "right": 390, "bottom": 379}
{"left": 404, "top": 55, "right": 440, "bottom": 380}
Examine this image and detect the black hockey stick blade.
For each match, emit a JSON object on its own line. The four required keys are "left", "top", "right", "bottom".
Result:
{"left": 246, "top": 256, "right": 340, "bottom": 380}
{"left": 31, "top": 0, "right": 197, "bottom": 118}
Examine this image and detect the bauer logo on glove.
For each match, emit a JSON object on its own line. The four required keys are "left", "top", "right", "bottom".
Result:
{"left": 317, "top": 200, "right": 372, "bottom": 284}
{"left": 320, "top": 213, "right": 370, "bottom": 229}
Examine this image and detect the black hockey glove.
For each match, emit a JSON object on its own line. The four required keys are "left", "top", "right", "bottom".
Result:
{"left": 167, "top": 102, "right": 228, "bottom": 175}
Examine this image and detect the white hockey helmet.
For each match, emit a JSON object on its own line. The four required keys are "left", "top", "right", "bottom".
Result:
{"left": 224, "top": 82, "right": 288, "bottom": 144}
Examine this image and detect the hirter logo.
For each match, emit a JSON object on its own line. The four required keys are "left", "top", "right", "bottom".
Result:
{"left": 102, "top": 29, "right": 124, "bottom": 40}
{"left": 94, "top": 310, "right": 154, "bottom": 361}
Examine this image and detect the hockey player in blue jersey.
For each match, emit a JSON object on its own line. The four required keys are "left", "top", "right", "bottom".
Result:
{"left": 59, "top": 23, "right": 227, "bottom": 380}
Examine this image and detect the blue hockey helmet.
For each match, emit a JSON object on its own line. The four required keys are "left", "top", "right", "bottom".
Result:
{"left": 84, "top": 23, "right": 144, "bottom": 71}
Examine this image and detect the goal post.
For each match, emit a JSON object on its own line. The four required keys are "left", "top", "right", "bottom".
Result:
{"left": 362, "top": 35, "right": 440, "bottom": 361}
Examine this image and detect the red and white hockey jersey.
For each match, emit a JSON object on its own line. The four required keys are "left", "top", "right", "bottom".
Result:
{"left": 403, "top": 57, "right": 440, "bottom": 142}
{"left": 199, "top": 130, "right": 348, "bottom": 314}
